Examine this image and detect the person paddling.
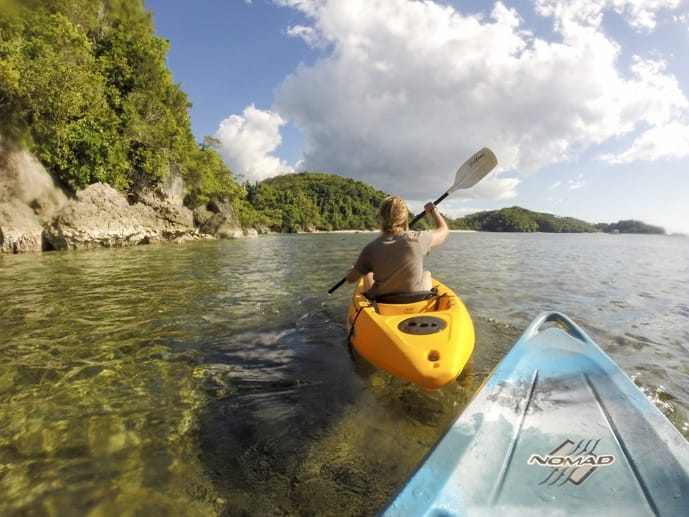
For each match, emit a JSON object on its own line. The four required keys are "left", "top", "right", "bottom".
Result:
{"left": 345, "top": 195, "right": 449, "bottom": 299}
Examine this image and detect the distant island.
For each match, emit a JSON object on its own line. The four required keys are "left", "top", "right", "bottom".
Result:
{"left": 244, "top": 172, "right": 666, "bottom": 235}
{"left": 452, "top": 205, "right": 665, "bottom": 234}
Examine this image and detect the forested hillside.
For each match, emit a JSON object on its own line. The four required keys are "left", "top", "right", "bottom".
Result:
{"left": 0, "top": 0, "right": 242, "bottom": 205}
{"left": 594, "top": 220, "right": 665, "bottom": 234}
{"left": 448, "top": 207, "right": 664, "bottom": 234}
{"left": 235, "top": 172, "right": 667, "bottom": 234}
{"left": 243, "top": 173, "right": 387, "bottom": 232}
{"left": 451, "top": 206, "right": 599, "bottom": 232}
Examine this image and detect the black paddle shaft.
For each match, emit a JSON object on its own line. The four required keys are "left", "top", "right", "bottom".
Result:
{"left": 409, "top": 192, "right": 448, "bottom": 228}
{"left": 327, "top": 276, "right": 347, "bottom": 295}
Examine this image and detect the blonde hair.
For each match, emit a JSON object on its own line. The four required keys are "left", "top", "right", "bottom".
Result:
{"left": 378, "top": 196, "right": 409, "bottom": 234}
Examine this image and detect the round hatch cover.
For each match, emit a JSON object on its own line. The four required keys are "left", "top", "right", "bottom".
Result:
{"left": 398, "top": 316, "right": 446, "bottom": 335}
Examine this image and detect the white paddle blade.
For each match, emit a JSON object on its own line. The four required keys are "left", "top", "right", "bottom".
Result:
{"left": 448, "top": 147, "right": 498, "bottom": 193}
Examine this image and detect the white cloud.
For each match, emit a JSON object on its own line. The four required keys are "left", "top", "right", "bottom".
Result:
{"left": 676, "top": 12, "right": 689, "bottom": 29}
{"left": 534, "top": 0, "right": 683, "bottom": 31}
{"left": 568, "top": 173, "right": 589, "bottom": 189}
{"left": 602, "top": 121, "right": 689, "bottom": 162}
{"left": 215, "top": 104, "right": 295, "bottom": 182}
{"left": 261, "top": 0, "right": 688, "bottom": 202}
{"left": 185, "top": 0, "right": 686, "bottom": 205}
{"left": 612, "top": 0, "right": 683, "bottom": 30}
{"left": 624, "top": 57, "right": 688, "bottom": 125}
{"left": 272, "top": 0, "right": 321, "bottom": 18}
{"left": 285, "top": 24, "right": 325, "bottom": 48}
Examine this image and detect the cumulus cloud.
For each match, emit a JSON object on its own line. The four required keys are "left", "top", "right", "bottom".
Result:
{"left": 266, "top": 0, "right": 689, "bottom": 201}
{"left": 602, "top": 122, "right": 689, "bottom": 162}
{"left": 217, "top": 0, "right": 688, "bottom": 203}
{"left": 215, "top": 104, "right": 294, "bottom": 182}
{"left": 534, "top": 0, "right": 683, "bottom": 31}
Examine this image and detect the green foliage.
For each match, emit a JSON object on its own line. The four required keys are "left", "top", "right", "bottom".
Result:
{"left": 453, "top": 206, "right": 599, "bottom": 233}
{"left": 0, "top": 0, "right": 241, "bottom": 203}
{"left": 239, "top": 176, "right": 666, "bottom": 235}
{"left": 183, "top": 137, "right": 245, "bottom": 206}
{"left": 595, "top": 220, "right": 665, "bottom": 234}
{"left": 245, "top": 173, "right": 388, "bottom": 232}
{"left": 450, "top": 207, "right": 665, "bottom": 234}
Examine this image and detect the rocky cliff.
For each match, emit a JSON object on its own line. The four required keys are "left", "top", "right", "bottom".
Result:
{"left": 0, "top": 149, "right": 253, "bottom": 254}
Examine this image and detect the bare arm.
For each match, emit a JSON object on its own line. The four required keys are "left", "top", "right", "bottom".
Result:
{"left": 424, "top": 202, "right": 449, "bottom": 248}
{"left": 346, "top": 266, "right": 362, "bottom": 284}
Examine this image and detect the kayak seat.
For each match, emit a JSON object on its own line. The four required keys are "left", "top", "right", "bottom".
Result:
{"left": 369, "top": 288, "right": 436, "bottom": 305}
{"left": 368, "top": 289, "right": 450, "bottom": 315}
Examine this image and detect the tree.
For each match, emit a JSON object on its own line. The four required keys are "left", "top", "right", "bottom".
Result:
{"left": 454, "top": 206, "right": 600, "bottom": 233}
{"left": 597, "top": 220, "right": 665, "bottom": 234}
{"left": 0, "top": 0, "right": 243, "bottom": 204}
{"left": 244, "top": 172, "right": 387, "bottom": 232}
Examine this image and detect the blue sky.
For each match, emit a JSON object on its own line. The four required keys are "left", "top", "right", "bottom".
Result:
{"left": 145, "top": 0, "right": 689, "bottom": 234}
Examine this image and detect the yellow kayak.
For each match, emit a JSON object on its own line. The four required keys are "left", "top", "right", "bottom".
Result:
{"left": 346, "top": 279, "right": 475, "bottom": 390}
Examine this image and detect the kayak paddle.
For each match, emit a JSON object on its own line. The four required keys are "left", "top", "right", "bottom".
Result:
{"left": 327, "top": 147, "right": 498, "bottom": 295}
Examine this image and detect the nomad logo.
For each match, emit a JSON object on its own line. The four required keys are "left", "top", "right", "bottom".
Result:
{"left": 528, "top": 439, "right": 615, "bottom": 486}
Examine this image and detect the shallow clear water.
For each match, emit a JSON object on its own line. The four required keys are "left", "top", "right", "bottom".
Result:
{"left": 1, "top": 233, "right": 687, "bottom": 515}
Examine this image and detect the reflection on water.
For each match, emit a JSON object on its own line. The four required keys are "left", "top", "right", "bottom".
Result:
{"left": 1, "top": 233, "right": 687, "bottom": 515}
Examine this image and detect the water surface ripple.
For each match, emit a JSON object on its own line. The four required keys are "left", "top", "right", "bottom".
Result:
{"left": 1, "top": 233, "right": 687, "bottom": 515}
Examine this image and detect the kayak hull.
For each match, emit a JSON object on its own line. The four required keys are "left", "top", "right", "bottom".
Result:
{"left": 382, "top": 311, "right": 689, "bottom": 516}
{"left": 346, "top": 279, "right": 475, "bottom": 390}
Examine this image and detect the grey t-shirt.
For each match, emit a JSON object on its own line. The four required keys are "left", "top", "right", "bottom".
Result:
{"left": 353, "top": 230, "right": 434, "bottom": 298}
